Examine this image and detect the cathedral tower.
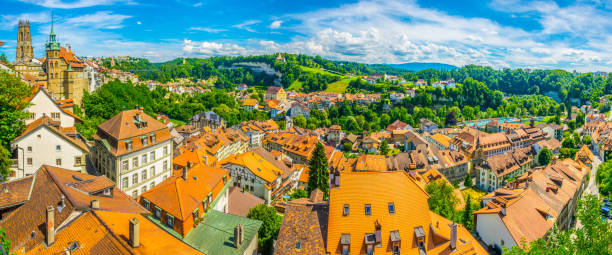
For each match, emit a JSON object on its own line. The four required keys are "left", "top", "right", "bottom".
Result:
{"left": 16, "top": 20, "right": 34, "bottom": 62}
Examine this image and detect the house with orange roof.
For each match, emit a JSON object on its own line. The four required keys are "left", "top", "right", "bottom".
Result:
{"left": 426, "top": 133, "right": 453, "bottom": 150}
{"left": 474, "top": 158, "right": 588, "bottom": 252}
{"left": 139, "top": 162, "right": 231, "bottom": 237}
{"left": 23, "top": 87, "right": 82, "bottom": 128}
{"left": 575, "top": 145, "right": 594, "bottom": 167}
{"left": 220, "top": 147, "right": 295, "bottom": 204}
{"left": 239, "top": 119, "right": 280, "bottom": 148}
{"left": 276, "top": 170, "right": 487, "bottom": 255}
{"left": 243, "top": 98, "right": 258, "bottom": 111}
{"left": 10, "top": 116, "right": 89, "bottom": 180}
{"left": 476, "top": 148, "right": 533, "bottom": 192}
{"left": 92, "top": 109, "right": 174, "bottom": 198}
{"left": 273, "top": 133, "right": 320, "bottom": 165}
{"left": 183, "top": 127, "right": 249, "bottom": 161}
{"left": 266, "top": 86, "right": 286, "bottom": 102}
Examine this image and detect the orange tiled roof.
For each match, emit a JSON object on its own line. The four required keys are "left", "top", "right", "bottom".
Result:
{"left": 0, "top": 176, "right": 34, "bottom": 209}
{"left": 327, "top": 171, "right": 486, "bottom": 255}
{"left": 95, "top": 210, "right": 204, "bottom": 254}
{"left": 430, "top": 133, "right": 451, "bottom": 147}
{"left": 59, "top": 46, "right": 85, "bottom": 68}
{"left": 243, "top": 98, "right": 258, "bottom": 106}
{"left": 220, "top": 147, "right": 288, "bottom": 183}
{"left": 95, "top": 110, "right": 172, "bottom": 156}
{"left": 140, "top": 164, "right": 228, "bottom": 221}
{"left": 25, "top": 211, "right": 132, "bottom": 255}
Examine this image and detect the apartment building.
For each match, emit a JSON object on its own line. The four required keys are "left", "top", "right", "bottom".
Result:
{"left": 92, "top": 109, "right": 173, "bottom": 197}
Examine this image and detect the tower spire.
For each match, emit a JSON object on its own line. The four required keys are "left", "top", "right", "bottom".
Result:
{"left": 46, "top": 12, "right": 60, "bottom": 51}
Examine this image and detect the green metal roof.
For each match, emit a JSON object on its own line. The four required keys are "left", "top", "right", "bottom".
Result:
{"left": 184, "top": 210, "right": 262, "bottom": 255}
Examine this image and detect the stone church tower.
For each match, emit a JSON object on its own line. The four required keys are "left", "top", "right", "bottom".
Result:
{"left": 45, "top": 20, "right": 62, "bottom": 99}
{"left": 16, "top": 20, "right": 34, "bottom": 62}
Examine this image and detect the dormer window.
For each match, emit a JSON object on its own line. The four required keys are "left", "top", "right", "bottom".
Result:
{"left": 141, "top": 136, "right": 148, "bottom": 146}
{"left": 365, "top": 204, "right": 371, "bottom": 216}
{"left": 125, "top": 140, "right": 133, "bottom": 151}
{"left": 150, "top": 133, "right": 156, "bottom": 143}
{"left": 343, "top": 204, "right": 350, "bottom": 216}
{"left": 388, "top": 202, "right": 395, "bottom": 214}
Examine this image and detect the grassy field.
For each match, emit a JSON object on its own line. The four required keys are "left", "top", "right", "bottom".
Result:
{"left": 287, "top": 80, "right": 302, "bottom": 91}
{"left": 461, "top": 187, "right": 487, "bottom": 201}
{"left": 325, "top": 77, "right": 351, "bottom": 93}
{"left": 170, "top": 118, "right": 186, "bottom": 126}
{"left": 299, "top": 66, "right": 342, "bottom": 77}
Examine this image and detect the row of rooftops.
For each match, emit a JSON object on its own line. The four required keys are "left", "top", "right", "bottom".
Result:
{"left": 276, "top": 170, "right": 488, "bottom": 255}
{"left": 474, "top": 157, "right": 590, "bottom": 246}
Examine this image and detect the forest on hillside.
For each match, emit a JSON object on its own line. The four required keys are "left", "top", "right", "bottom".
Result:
{"left": 101, "top": 54, "right": 612, "bottom": 107}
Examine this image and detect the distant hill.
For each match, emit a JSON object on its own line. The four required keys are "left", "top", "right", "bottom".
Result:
{"left": 387, "top": 62, "right": 458, "bottom": 71}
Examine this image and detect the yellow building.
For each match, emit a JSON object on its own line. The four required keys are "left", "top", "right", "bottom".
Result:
{"left": 43, "top": 23, "right": 88, "bottom": 105}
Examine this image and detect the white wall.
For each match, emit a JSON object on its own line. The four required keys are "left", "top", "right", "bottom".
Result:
{"left": 26, "top": 91, "right": 75, "bottom": 128}
{"left": 476, "top": 213, "right": 517, "bottom": 251}
{"left": 12, "top": 126, "right": 86, "bottom": 180}
{"left": 212, "top": 186, "right": 229, "bottom": 213}
{"left": 115, "top": 140, "right": 173, "bottom": 197}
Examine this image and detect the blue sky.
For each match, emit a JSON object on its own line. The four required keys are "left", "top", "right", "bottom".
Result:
{"left": 1, "top": 0, "right": 611, "bottom": 71}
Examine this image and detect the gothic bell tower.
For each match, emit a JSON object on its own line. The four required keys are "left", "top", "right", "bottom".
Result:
{"left": 16, "top": 20, "right": 34, "bottom": 62}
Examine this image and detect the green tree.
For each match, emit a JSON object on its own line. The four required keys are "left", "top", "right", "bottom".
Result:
{"left": 343, "top": 142, "right": 353, "bottom": 152}
{"left": 504, "top": 195, "right": 611, "bottom": 255}
{"left": 293, "top": 114, "right": 307, "bottom": 128}
{"left": 0, "top": 228, "right": 9, "bottom": 255}
{"left": 426, "top": 180, "right": 459, "bottom": 219}
{"left": 380, "top": 139, "right": 389, "bottom": 155}
{"left": 0, "top": 70, "right": 31, "bottom": 148}
{"left": 463, "top": 175, "right": 473, "bottom": 187}
{"left": 538, "top": 147, "right": 553, "bottom": 166}
{"left": 583, "top": 135, "right": 592, "bottom": 146}
{"left": 596, "top": 160, "right": 612, "bottom": 196}
{"left": 247, "top": 204, "right": 282, "bottom": 253}
{"left": 445, "top": 110, "right": 458, "bottom": 126}
{"left": 0, "top": 147, "right": 12, "bottom": 181}
{"left": 0, "top": 54, "right": 7, "bottom": 63}
{"left": 462, "top": 195, "right": 474, "bottom": 230}
{"left": 289, "top": 189, "right": 309, "bottom": 200}
{"left": 308, "top": 142, "right": 329, "bottom": 198}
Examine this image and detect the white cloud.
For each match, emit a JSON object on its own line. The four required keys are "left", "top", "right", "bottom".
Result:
{"left": 137, "top": 21, "right": 141, "bottom": 25}
{"left": 64, "top": 11, "right": 131, "bottom": 29}
{"left": 17, "top": 0, "right": 134, "bottom": 9}
{"left": 232, "top": 20, "right": 260, "bottom": 32}
{"left": 188, "top": 27, "right": 227, "bottom": 33}
{"left": 193, "top": 2, "right": 203, "bottom": 7}
{"left": 183, "top": 39, "right": 247, "bottom": 56}
{"left": 269, "top": 20, "right": 282, "bottom": 29}
{"left": 0, "top": 12, "right": 51, "bottom": 30}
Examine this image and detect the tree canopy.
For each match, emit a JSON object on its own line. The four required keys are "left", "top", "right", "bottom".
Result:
{"left": 247, "top": 204, "right": 282, "bottom": 254}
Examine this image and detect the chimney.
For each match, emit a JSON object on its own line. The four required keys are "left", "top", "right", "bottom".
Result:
{"left": 46, "top": 205, "right": 55, "bottom": 246}
{"left": 129, "top": 217, "right": 140, "bottom": 248}
{"left": 234, "top": 224, "right": 244, "bottom": 248}
{"left": 183, "top": 166, "right": 188, "bottom": 181}
{"left": 449, "top": 222, "right": 457, "bottom": 251}
{"left": 239, "top": 224, "right": 244, "bottom": 245}
{"left": 91, "top": 199, "right": 99, "bottom": 209}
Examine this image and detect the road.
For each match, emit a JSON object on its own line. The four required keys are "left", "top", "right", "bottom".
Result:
{"left": 585, "top": 155, "right": 601, "bottom": 198}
